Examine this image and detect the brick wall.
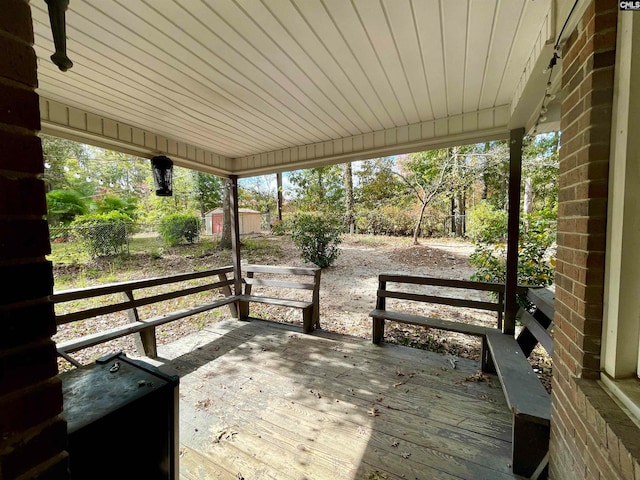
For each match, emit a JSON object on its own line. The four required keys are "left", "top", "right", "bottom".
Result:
{"left": 0, "top": 1, "right": 68, "bottom": 478}
{"left": 548, "top": 2, "right": 640, "bottom": 479}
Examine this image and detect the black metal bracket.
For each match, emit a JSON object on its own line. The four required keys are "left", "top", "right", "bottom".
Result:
{"left": 45, "top": 0, "right": 73, "bottom": 71}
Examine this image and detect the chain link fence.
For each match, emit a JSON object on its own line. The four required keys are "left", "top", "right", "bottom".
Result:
{"left": 50, "top": 222, "right": 130, "bottom": 257}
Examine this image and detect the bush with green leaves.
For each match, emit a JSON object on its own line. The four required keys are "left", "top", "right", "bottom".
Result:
{"left": 159, "top": 214, "right": 201, "bottom": 246}
{"left": 71, "top": 211, "right": 132, "bottom": 257}
{"left": 466, "top": 201, "right": 508, "bottom": 243}
{"left": 469, "top": 216, "right": 556, "bottom": 304}
{"left": 290, "top": 212, "right": 342, "bottom": 268}
{"left": 46, "top": 189, "right": 87, "bottom": 226}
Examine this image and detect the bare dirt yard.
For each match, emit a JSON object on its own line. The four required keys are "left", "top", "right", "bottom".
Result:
{"left": 53, "top": 234, "right": 552, "bottom": 390}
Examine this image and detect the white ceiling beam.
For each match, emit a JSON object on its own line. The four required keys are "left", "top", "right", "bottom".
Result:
{"left": 39, "top": 97, "right": 234, "bottom": 176}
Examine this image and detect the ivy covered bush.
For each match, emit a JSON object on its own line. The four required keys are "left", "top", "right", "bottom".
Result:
{"left": 71, "top": 211, "right": 132, "bottom": 257}
{"left": 159, "top": 214, "right": 201, "bottom": 246}
{"left": 290, "top": 212, "right": 342, "bottom": 268}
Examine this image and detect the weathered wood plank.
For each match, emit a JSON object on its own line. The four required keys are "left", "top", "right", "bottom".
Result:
{"left": 52, "top": 266, "right": 234, "bottom": 301}
{"left": 370, "top": 309, "right": 495, "bottom": 337}
{"left": 151, "top": 320, "right": 519, "bottom": 479}
{"left": 179, "top": 446, "right": 237, "bottom": 480}
{"left": 485, "top": 332, "right": 550, "bottom": 422}
{"left": 379, "top": 274, "right": 528, "bottom": 295}
{"left": 57, "top": 297, "right": 237, "bottom": 353}
{"left": 243, "top": 278, "right": 316, "bottom": 290}
{"left": 237, "top": 295, "right": 312, "bottom": 311}
{"left": 518, "top": 309, "right": 553, "bottom": 355}
{"left": 243, "top": 264, "right": 319, "bottom": 276}
{"left": 56, "top": 279, "right": 234, "bottom": 324}
{"left": 526, "top": 287, "right": 555, "bottom": 321}
{"left": 379, "top": 290, "right": 502, "bottom": 312}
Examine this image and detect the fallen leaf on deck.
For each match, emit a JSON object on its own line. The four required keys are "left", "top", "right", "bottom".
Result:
{"left": 214, "top": 429, "right": 238, "bottom": 443}
{"left": 195, "top": 398, "right": 211, "bottom": 409}
{"left": 465, "top": 371, "right": 490, "bottom": 383}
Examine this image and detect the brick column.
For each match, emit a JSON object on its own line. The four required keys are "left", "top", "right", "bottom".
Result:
{"left": 549, "top": 1, "right": 619, "bottom": 478}
{"left": 0, "top": 1, "right": 68, "bottom": 478}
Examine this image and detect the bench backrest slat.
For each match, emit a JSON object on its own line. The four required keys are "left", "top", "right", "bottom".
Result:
{"left": 52, "top": 266, "right": 234, "bottom": 302}
{"left": 54, "top": 269, "right": 234, "bottom": 326}
{"left": 243, "top": 278, "right": 316, "bottom": 290}
{"left": 378, "top": 290, "right": 502, "bottom": 313}
{"left": 526, "top": 287, "right": 555, "bottom": 320}
{"left": 243, "top": 264, "right": 318, "bottom": 276}
{"left": 379, "top": 274, "right": 528, "bottom": 295}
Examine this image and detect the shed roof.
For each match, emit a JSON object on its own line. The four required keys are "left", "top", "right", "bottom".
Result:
{"left": 205, "top": 208, "right": 261, "bottom": 215}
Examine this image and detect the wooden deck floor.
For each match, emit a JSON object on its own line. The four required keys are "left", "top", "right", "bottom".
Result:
{"left": 144, "top": 319, "right": 523, "bottom": 480}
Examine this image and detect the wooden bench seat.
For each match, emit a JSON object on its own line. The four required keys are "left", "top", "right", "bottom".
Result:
{"left": 486, "top": 331, "right": 550, "bottom": 478}
{"left": 238, "top": 264, "right": 321, "bottom": 333}
{"left": 57, "top": 296, "right": 238, "bottom": 355}
{"left": 370, "top": 308, "right": 495, "bottom": 370}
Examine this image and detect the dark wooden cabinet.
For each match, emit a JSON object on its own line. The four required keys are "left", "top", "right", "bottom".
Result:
{"left": 60, "top": 353, "right": 179, "bottom": 480}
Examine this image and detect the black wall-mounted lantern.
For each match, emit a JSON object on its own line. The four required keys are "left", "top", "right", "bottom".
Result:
{"left": 151, "top": 156, "right": 174, "bottom": 197}
{"left": 45, "top": 0, "right": 73, "bottom": 71}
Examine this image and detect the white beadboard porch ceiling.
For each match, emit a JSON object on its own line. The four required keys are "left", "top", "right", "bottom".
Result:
{"left": 31, "top": 0, "right": 561, "bottom": 177}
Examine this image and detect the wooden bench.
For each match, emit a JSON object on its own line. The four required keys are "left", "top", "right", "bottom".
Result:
{"left": 237, "top": 264, "right": 321, "bottom": 333}
{"left": 370, "top": 274, "right": 552, "bottom": 479}
{"left": 370, "top": 274, "right": 511, "bottom": 370}
{"left": 53, "top": 266, "right": 238, "bottom": 366}
{"left": 485, "top": 286, "right": 554, "bottom": 479}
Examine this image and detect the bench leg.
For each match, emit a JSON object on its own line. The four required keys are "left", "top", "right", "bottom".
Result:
{"left": 372, "top": 317, "right": 384, "bottom": 344}
{"left": 134, "top": 327, "right": 157, "bottom": 358}
{"left": 481, "top": 336, "right": 494, "bottom": 373}
{"left": 302, "top": 306, "right": 314, "bottom": 334}
{"left": 512, "top": 416, "right": 550, "bottom": 478}
{"left": 238, "top": 300, "right": 250, "bottom": 320}
{"left": 313, "top": 304, "right": 320, "bottom": 330}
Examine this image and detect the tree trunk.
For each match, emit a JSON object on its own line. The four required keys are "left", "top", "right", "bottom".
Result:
{"left": 218, "top": 178, "right": 232, "bottom": 250}
{"left": 524, "top": 176, "right": 533, "bottom": 215}
{"left": 412, "top": 199, "right": 429, "bottom": 245}
{"left": 450, "top": 197, "right": 456, "bottom": 234}
{"left": 276, "top": 172, "right": 283, "bottom": 221}
{"left": 454, "top": 192, "right": 464, "bottom": 237}
{"left": 344, "top": 163, "right": 355, "bottom": 234}
{"left": 317, "top": 169, "right": 325, "bottom": 201}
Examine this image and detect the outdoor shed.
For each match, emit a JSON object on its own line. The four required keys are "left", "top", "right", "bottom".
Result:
{"left": 204, "top": 208, "right": 262, "bottom": 235}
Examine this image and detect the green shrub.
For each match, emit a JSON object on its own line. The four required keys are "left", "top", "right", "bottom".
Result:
{"left": 467, "top": 201, "right": 508, "bottom": 243}
{"left": 290, "top": 212, "right": 342, "bottom": 268}
{"left": 46, "top": 189, "right": 86, "bottom": 226}
{"left": 159, "top": 214, "right": 201, "bottom": 246}
{"left": 72, "top": 211, "right": 132, "bottom": 257}
{"left": 270, "top": 219, "right": 288, "bottom": 236}
{"left": 469, "top": 217, "right": 556, "bottom": 305}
